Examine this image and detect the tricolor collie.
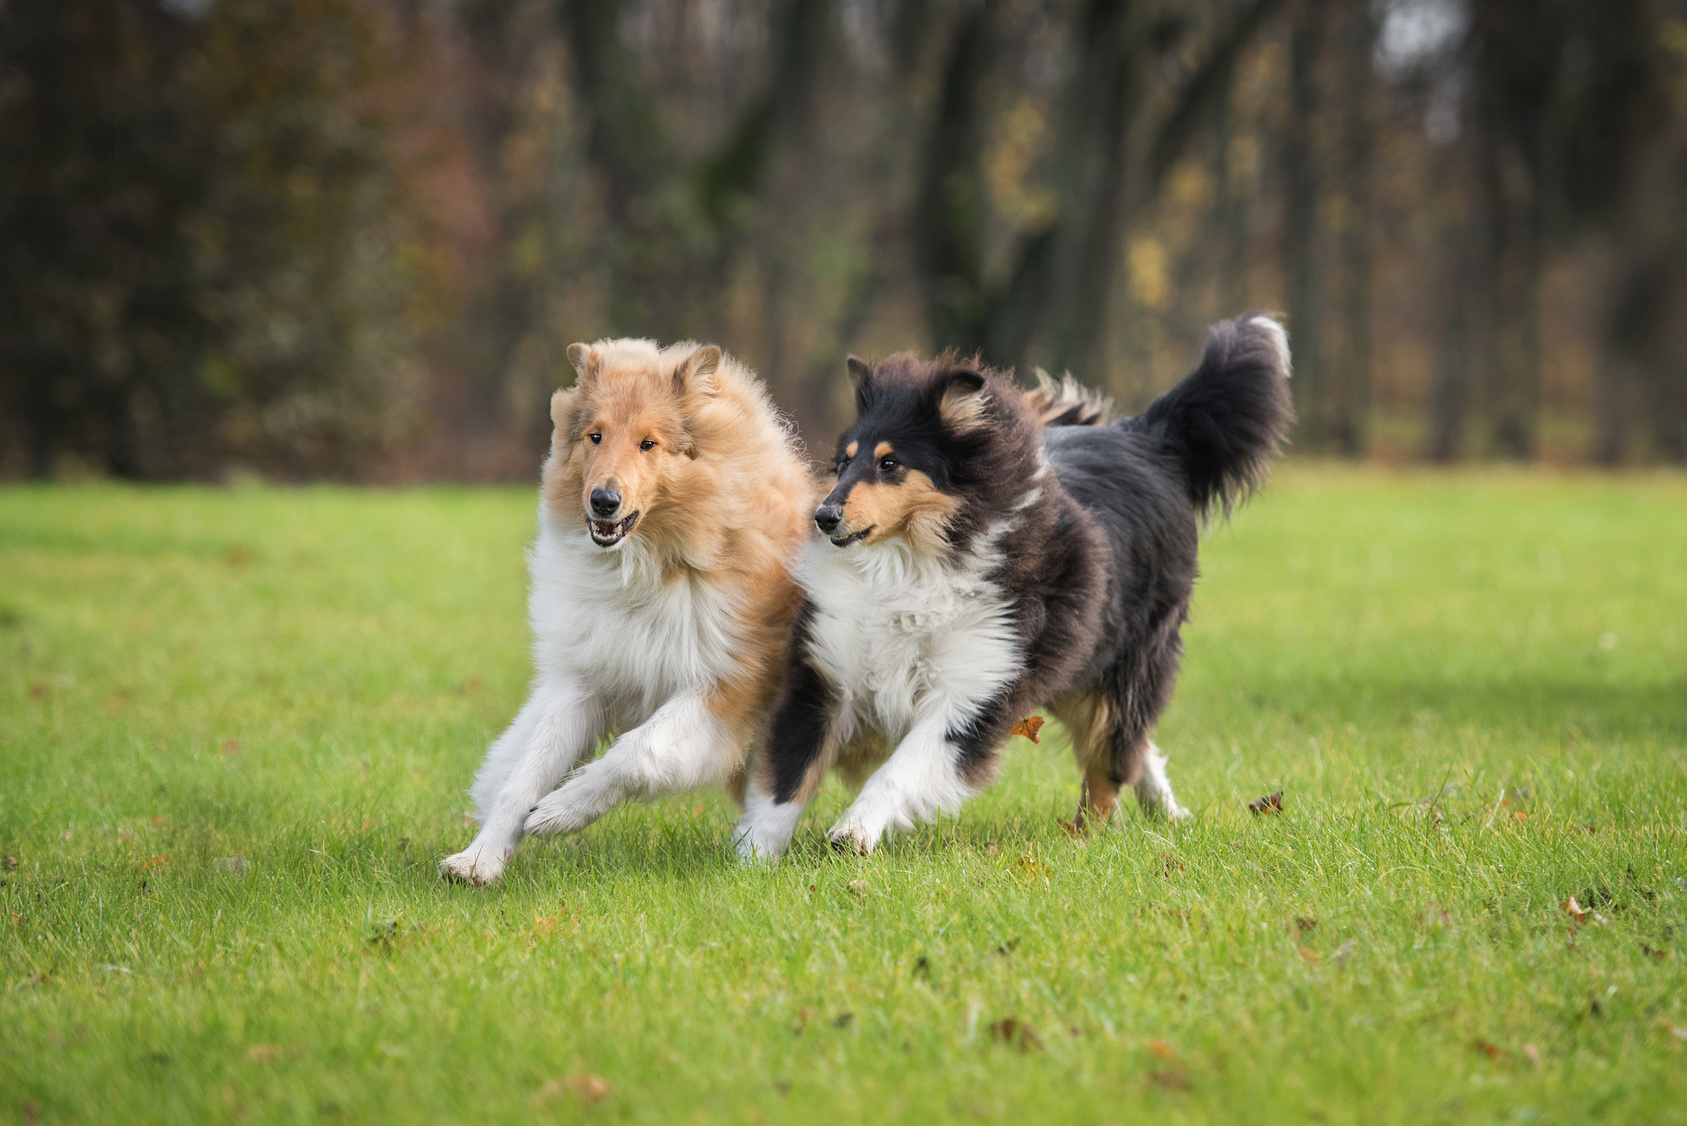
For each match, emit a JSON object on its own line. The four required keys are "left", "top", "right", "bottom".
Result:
{"left": 442, "top": 339, "right": 811, "bottom": 885}
{"left": 734, "top": 314, "right": 1292, "bottom": 860}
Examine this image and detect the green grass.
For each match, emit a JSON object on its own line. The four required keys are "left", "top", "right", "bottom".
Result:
{"left": 2, "top": 467, "right": 1685, "bottom": 1124}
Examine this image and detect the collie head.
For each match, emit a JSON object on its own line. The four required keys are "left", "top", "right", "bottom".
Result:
{"left": 815, "top": 352, "right": 1046, "bottom": 560}
{"left": 542, "top": 338, "right": 813, "bottom": 569}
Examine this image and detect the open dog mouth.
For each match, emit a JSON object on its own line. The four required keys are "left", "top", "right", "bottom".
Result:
{"left": 589, "top": 512, "right": 639, "bottom": 546}
{"left": 829, "top": 526, "right": 873, "bottom": 548}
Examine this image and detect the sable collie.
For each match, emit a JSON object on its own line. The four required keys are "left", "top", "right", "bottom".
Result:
{"left": 733, "top": 314, "right": 1293, "bottom": 860}
{"left": 442, "top": 339, "right": 811, "bottom": 885}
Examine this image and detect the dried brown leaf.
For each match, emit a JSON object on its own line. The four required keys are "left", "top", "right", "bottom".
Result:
{"left": 989, "top": 1017, "right": 1042, "bottom": 1052}
{"left": 532, "top": 1074, "right": 611, "bottom": 1106}
{"left": 1010, "top": 715, "right": 1045, "bottom": 743}
{"left": 1248, "top": 791, "right": 1283, "bottom": 817}
{"left": 1145, "top": 1039, "right": 1185, "bottom": 1066}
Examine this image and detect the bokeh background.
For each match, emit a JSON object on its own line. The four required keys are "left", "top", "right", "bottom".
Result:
{"left": 3, "top": 0, "right": 1685, "bottom": 481}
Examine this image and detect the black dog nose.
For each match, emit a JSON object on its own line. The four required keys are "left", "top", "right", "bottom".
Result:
{"left": 814, "top": 505, "right": 843, "bottom": 534}
{"left": 590, "top": 488, "right": 621, "bottom": 518}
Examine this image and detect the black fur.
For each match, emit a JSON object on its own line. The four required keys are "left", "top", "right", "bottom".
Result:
{"left": 765, "top": 313, "right": 1293, "bottom": 825}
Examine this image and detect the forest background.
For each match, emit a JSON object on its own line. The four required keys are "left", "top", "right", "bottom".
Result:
{"left": 4, "top": 0, "right": 1686, "bottom": 481}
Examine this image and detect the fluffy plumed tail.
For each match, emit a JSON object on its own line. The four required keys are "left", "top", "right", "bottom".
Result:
{"left": 1140, "top": 312, "right": 1295, "bottom": 521}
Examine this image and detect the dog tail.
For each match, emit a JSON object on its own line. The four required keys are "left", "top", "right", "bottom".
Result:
{"left": 1026, "top": 368, "right": 1114, "bottom": 427}
{"left": 1139, "top": 312, "right": 1294, "bottom": 521}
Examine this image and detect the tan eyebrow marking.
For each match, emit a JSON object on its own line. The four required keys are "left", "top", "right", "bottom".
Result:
{"left": 845, "top": 440, "right": 859, "bottom": 458}
{"left": 874, "top": 442, "right": 893, "bottom": 459}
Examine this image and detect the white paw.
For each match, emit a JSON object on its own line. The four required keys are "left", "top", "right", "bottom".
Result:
{"left": 524, "top": 787, "right": 592, "bottom": 838}
{"left": 827, "top": 820, "right": 876, "bottom": 856}
{"left": 440, "top": 843, "right": 509, "bottom": 885}
{"left": 733, "top": 823, "right": 785, "bottom": 865}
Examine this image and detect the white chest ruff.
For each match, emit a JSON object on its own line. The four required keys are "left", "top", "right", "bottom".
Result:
{"left": 526, "top": 510, "right": 746, "bottom": 724}
{"left": 799, "top": 539, "right": 1021, "bottom": 738}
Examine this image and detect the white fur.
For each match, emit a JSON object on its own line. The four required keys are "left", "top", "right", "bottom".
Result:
{"left": 733, "top": 528, "right": 1021, "bottom": 858}
{"left": 1133, "top": 742, "right": 1191, "bottom": 821}
{"left": 734, "top": 777, "right": 806, "bottom": 864}
{"left": 441, "top": 505, "right": 750, "bottom": 884}
{"left": 1251, "top": 315, "right": 1293, "bottom": 380}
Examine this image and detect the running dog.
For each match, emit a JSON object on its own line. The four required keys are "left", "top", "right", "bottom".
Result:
{"left": 443, "top": 339, "right": 812, "bottom": 884}
{"left": 733, "top": 314, "right": 1292, "bottom": 860}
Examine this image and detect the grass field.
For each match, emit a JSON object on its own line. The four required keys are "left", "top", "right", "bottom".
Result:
{"left": 2, "top": 467, "right": 1685, "bottom": 1124}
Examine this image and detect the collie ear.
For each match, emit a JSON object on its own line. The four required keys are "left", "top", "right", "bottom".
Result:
{"left": 938, "top": 369, "right": 988, "bottom": 432}
{"left": 566, "top": 343, "right": 599, "bottom": 384}
{"left": 549, "top": 387, "right": 579, "bottom": 440}
{"left": 847, "top": 355, "right": 874, "bottom": 407}
{"left": 673, "top": 344, "right": 722, "bottom": 398}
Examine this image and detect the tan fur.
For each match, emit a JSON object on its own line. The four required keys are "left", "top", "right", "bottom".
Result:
{"left": 1052, "top": 692, "right": 1122, "bottom": 829}
{"left": 837, "top": 471, "right": 960, "bottom": 555}
{"left": 546, "top": 338, "right": 815, "bottom": 772}
{"left": 938, "top": 380, "right": 990, "bottom": 432}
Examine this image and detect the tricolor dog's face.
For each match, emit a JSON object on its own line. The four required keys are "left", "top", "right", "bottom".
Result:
{"left": 814, "top": 355, "right": 990, "bottom": 554}
{"left": 546, "top": 341, "right": 721, "bottom": 548}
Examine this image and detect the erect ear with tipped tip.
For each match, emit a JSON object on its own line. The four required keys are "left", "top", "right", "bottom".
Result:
{"left": 566, "top": 343, "right": 598, "bottom": 383}
{"left": 847, "top": 355, "right": 874, "bottom": 407}
{"left": 673, "top": 344, "right": 722, "bottom": 398}
{"left": 938, "top": 368, "right": 988, "bottom": 432}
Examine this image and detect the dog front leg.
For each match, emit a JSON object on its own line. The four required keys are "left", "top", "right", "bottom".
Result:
{"left": 524, "top": 689, "right": 735, "bottom": 838}
{"left": 441, "top": 677, "right": 598, "bottom": 885}
{"left": 828, "top": 714, "right": 977, "bottom": 855}
{"left": 734, "top": 646, "right": 841, "bottom": 864}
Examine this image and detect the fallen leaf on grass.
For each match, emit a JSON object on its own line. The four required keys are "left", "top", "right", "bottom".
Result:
{"left": 846, "top": 878, "right": 870, "bottom": 896}
{"left": 1148, "top": 1069, "right": 1191, "bottom": 1091}
{"left": 832, "top": 1011, "right": 854, "bottom": 1029}
{"left": 1563, "top": 896, "right": 1588, "bottom": 924}
{"left": 1641, "top": 944, "right": 1670, "bottom": 960}
{"left": 989, "top": 1017, "right": 1042, "bottom": 1053}
{"left": 1298, "top": 946, "right": 1320, "bottom": 962}
{"left": 1248, "top": 792, "right": 1283, "bottom": 817}
{"left": 1145, "top": 1039, "right": 1185, "bottom": 1066}
{"left": 221, "top": 741, "right": 241, "bottom": 757}
{"left": 1010, "top": 716, "right": 1045, "bottom": 743}
{"left": 135, "top": 854, "right": 171, "bottom": 872}
{"left": 1293, "top": 916, "right": 1317, "bottom": 936}
{"left": 1, "top": 856, "right": 15, "bottom": 871}
{"left": 247, "top": 1044, "right": 279, "bottom": 1063}
{"left": 532, "top": 1074, "right": 611, "bottom": 1106}
{"left": 1472, "top": 1039, "right": 1510, "bottom": 1060}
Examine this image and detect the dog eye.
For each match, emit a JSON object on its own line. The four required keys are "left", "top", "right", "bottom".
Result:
{"left": 588, "top": 433, "right": 601, "bottom": 445}
{"left": 640, "top": 439, "right": 656, "bottom": 451}
{"left": 878, "top": 457, "right": 898, "bottom": 472}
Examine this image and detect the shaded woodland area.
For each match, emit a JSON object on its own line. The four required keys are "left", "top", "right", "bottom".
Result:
{"left": 3, "top": 0, "right": 1685, "bottom": 480}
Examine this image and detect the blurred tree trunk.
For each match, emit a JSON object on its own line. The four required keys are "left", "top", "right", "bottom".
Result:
{"left": 558, "top": 0, "right": 829, "bottom": 340}
{"left": 1468, "top": 0, "right": 1559, "bottom": 460}
{"left": 1281, "top": 0, "right": 1324, "bottom": 449}
{"left": 915, "top": 0, "right": 1281, "bottom": 378}
{"left": 1429, "top": 210, "right": 1474, "bottom": 461}
{"left": 1327, "top": 0, "right": 1376, "bottom": 457}
{"left": 1213, "top": 98, "right": 1251, "bottom": 317}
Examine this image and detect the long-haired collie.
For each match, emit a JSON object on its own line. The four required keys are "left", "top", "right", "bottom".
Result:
{"left": 442, "top": 339, "right": 812, "bottom": 884}
{"left": 733, "top": 314, "right": 1293, "bottom": 860}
